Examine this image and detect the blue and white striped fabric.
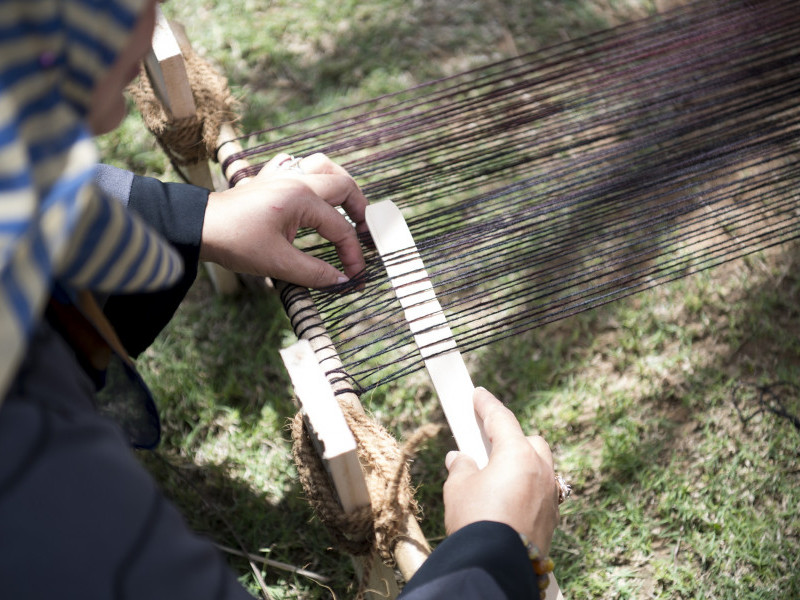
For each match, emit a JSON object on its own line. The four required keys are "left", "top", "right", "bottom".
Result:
{"left": 1, "top": 0, "right": 183, "bottom": 399}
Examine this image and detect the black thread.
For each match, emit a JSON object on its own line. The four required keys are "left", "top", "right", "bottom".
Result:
{"left": 231, "top": 0, "right": 800, "bottom": 393}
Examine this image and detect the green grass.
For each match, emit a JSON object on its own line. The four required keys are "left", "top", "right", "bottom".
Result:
{"left": 97, "top": 1, "right": 800, "bottom": 598}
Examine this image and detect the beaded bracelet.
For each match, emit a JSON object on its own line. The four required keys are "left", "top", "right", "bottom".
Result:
{"left": 519, "top": 533, "right": 555, "bottom": 591}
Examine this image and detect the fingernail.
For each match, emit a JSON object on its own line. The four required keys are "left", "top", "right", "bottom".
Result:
{"left": 445, "top": 451, "right": 459, "bottom": 470}
{"left": 336, "top": 276, "right": 349, "bottom": 284}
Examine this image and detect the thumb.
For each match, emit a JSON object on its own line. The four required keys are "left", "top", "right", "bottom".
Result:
{"left": 445, "top": 451, "right": 478, "bottom": 477}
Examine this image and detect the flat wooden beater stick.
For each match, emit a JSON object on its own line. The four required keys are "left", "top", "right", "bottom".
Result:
{"left": 366, "top": 200, "right": 563, "bottom": 599}
{"left": 365, "top": 200, "right": 491, "bottom": 468}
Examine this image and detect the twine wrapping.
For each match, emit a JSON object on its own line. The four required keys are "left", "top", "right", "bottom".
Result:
{"left": 291, "top": 406, "right": 429, "bottom": 562}
{"left": 291, "top": 401, "right": 443, "bottom": 598}
{"left": 127, "top": 42, "right": 238, "bottom": 167}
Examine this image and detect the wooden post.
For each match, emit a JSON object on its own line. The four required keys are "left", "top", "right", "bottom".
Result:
{"left": 277, "top": 282, "right": 432, "bottom": 586}
{"left": 280, "top": 340, "right": 401, "bottom": 599}
{"left": 144, "top": 6, "right": 240, "bottom": 294}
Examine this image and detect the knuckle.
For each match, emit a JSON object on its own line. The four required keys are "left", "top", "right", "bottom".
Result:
{"left": 312, "top": 262, "right": 330, "bottom": 286}
{"left": 304, "top": 152, "right": 330, "bottom": 172}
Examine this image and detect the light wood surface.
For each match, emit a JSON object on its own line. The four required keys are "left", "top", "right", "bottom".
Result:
{"left": 365, "top": 200, "right": 491, "bottom": 468}
{"left": 280, "top": 340, "right": 400, "bottom": 598}
{"left": 366, "top": 200, "right": 564, "bottom": 598}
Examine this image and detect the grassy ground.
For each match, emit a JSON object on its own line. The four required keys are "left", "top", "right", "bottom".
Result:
{"left": 98, "top": 1, "right": 799, "bottom": 598}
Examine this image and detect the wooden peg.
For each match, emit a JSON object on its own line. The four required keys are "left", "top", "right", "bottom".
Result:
{"left": 280, "top": 340, "right": 401, "bottom": 598}
{"left": 366, "top": 201, "right": 564, "bottom": 599}
{"left": 280, "top": 340, "right": 371, "bottom": 512}
{"left": 144, "top": 6, "right": 240, "bottom": 294}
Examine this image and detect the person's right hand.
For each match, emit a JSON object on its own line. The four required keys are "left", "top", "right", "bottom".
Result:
{"left": 200, "top": 152, "right": 368, "bottom": 288}
{"left": 442, "top": 387, "right": 560, "bottom": 555}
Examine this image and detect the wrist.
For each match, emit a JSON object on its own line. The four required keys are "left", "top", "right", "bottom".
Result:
{"left": 518, "top": 532, "right": 555, "bottom": 593}
{"left": 199, "top": 191, "right": 225, "bottom": 265}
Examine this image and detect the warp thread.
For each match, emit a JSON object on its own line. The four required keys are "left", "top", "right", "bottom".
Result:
{"left": 127, "top": 36, "right": 238, "bottom": 167}
{"left": 222, "top": 0, "right": 800, "bottom": 393}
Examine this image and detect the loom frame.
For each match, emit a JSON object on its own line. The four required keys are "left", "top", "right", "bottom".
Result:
{"left": 143, "top": 10, "right": 437, "bottom": 598}
{"left": 144, "top": 7, "right": 240, "bottom": 295}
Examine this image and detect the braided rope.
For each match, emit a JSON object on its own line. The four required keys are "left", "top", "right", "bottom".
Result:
{"left": 128, "top": 45, "right": 238, "bottom": 166}
{"left": 291, "top": 403, "right": 442, "bottom": 597}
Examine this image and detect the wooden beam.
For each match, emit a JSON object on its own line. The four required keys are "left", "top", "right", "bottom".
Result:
{"left": 144, "top": 6, "right": 240, "bottom": 294}
{"left": 280, "top": 340, "right": 401, "bottom": 599}
{"left": 365, "top": 200, "right": 491, "bottom": 468}
{"left": 218, "top": 123, "right": 254, "bottom": 186}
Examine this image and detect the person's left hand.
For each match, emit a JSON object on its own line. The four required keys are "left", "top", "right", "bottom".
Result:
{"left": 200, "top": 152, "right": 368, "bottom": 288}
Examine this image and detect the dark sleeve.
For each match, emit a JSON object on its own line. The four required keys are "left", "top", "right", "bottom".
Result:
{"left": 398, "top": 521, "right": 540, "bottom": 600}
{"left": 94, "top": 165, "right": 211, "bottom": 357}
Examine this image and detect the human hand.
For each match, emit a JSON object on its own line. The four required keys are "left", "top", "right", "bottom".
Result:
{"left": 200, "top": 152, "right": 368, "bottom": 288}
{"left": 443, "top": 387, "right": 560, "bottom": 554}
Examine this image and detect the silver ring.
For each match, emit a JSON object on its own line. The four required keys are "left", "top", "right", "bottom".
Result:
{"left": 555, "top": 473, "right": 571, "bottom": 504}
{"left": 279, "top": 155, "right": 304, "bottom": 173}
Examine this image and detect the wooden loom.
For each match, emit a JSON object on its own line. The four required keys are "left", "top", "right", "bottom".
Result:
{"left": 139, "top": 0, "right": 799, "bottom": 597}
{"left": 142, "top": 8, "right": 516, "bottom": 599}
